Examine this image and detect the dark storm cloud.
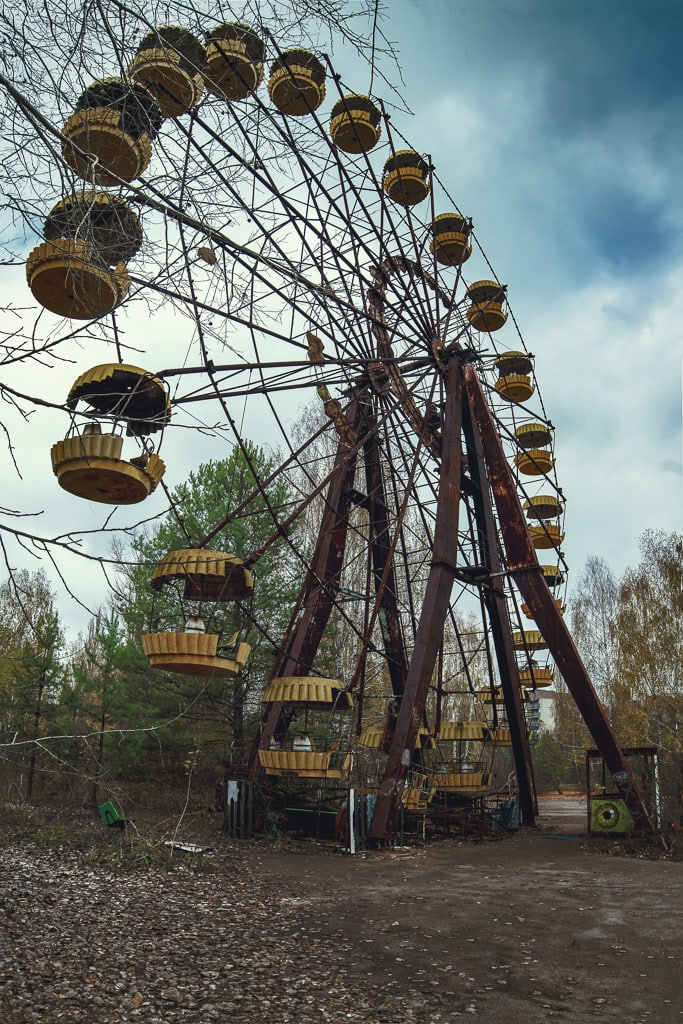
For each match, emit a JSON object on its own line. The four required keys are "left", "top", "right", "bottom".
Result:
{"left": 396, "top": 0, "right": 683, "bottom": 281}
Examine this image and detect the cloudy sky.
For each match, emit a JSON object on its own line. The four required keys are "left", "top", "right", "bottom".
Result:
{"left": 1, "top": 0, "right": 681, "bottom": 639}
{"left": 381, "top": 0, "right": 682, "bottom": 573}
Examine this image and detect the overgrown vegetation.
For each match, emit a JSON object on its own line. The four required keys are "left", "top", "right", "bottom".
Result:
{"left": 1, "top": 522, "right": 680, "bottom": 831}
{"left": 0, "top": 447, "right": 299, "bottom": 808}
{"left": 536, "top": 530, "right": 682, "bottom": 825}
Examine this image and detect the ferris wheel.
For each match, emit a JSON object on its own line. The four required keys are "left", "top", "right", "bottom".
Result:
{"left": 14, "top": 8, "right": 653, "bottom": 840}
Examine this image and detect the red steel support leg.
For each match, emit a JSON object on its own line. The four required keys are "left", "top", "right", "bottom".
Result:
{"left": 363, "top": 416, "right": 409, "bottom": 699}
{"left": 461, "top": 384, "right": 538, "bottom": 824}
{"left": 248, "top": 400, "right": 363, "bottom": 780}
{"left": 369, "top": 356, "right": 463, "bottom": 840}
{"left": 463, "top": 365, "right": 653, "bottom": 830}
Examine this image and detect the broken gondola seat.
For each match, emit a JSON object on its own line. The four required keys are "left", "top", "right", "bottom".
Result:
{"left": 99, "top": 800, "right": 126, "bottom": 828}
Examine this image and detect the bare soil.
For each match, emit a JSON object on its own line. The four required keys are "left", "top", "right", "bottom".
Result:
{"left": 0, "top": 796, "right": 680, "bottom": 1023}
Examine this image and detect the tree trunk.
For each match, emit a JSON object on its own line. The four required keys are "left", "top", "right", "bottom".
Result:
{"left": 25, "top": 669, "right": 46, "bottom": 800}
{"left": 90, "top": 704, "right": 107, "bottom": 808}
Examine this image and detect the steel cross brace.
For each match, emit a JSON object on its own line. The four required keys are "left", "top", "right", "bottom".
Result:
{"left": 362, "top": 411, "right": 409, "bottom": 699}
{"left": 463, "top": 365, "right": 653, "bottom": 831}
{"left": 248, "top": 390, "right": 412, "bottom": 779}
{"left": 461, "top": 383, "right": 538, "bottom": 824}
{"left": 369, "top": 355, "right": 464, "bottom": 840}
{"left": 247, "top": 398, "right": 363, "bottom": 779}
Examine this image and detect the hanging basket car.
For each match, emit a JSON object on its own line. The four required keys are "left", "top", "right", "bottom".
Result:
{"left": 541, "top": 564, "right": 565, "bottom": 588}
{"left": 527, "top": 523, "right": 565, "bottom": 549}
{"left": 466, "top": 280, "right": 507, "bottom": 332}
{"left": 205, "top": 22, "right": 265, "bottom": 100}
{"left": 521, "top": 594, "right": 566, "bottom": 618}
{"left": 143, "top": 548, "right": 253, "bottom": 677}
{"left": 494, "top": 351, "right": 534, "bottom": 403}
{"left": 493, "top": 350, "right": 532, "bottom": 376}
{"left": 518, "top": 666, "right": 554, "bottom": 688}
{"left": 267, "top": 48, "right": 326, "bottom": 115}
{"left": 514, "top": 421, "right": 551, "bottom": 449}
{"left": 512, "top": 629, "right": 548, "bottom": 652}
{"left": 258, "top": 675, "right": 353, "bottom": 777}
{"left": 329, "top": 94, "right": 381, "bottom": 153}
{"left": 427, "top": 769, "right": 488, "bottom": 792}
{"left": 66, "top": 363, "right": 171, "bottom": 436}
{"left": 142, "top": 630, "right": 251, "bottom": 678}
{"left": 495, "top": 373, "right": 534, "bottom": 403}
{"left": 150, "top": 548, "right": 254, "bottom": 601}
{"left": 429, "top": 213, "right": 472, "bottom": 266}
{"left": 61, "top": 79, "right": 162, "bottom": 185}
{"left": 51, "top": 363, "right": 168, "bottom": 502}
{"left": 26, "top": 238, "right": 129, "bottom": 319}
{"left": 43, "top": 192, "right": 142, "bottom": 265}
{"left": 382, "top": 149, "right": 430, "bottom": 206}
{"left": 129, "top": 25, "right": 206, "bottom": 117}
{"left": 523, "top": 493, "right": 562, "bottom": 520}
{"left": 51, "top": 425, "right": 165, "bottom": 504}
{"left": 515, "top": 447, "right": 554, "bottom": 475}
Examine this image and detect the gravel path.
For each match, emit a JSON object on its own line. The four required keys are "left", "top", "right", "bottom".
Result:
{"left": 0, "top": 836, "right": 454, "bottom": 1023}
{"left": 0, "top": 801, "right": 680, "bottom": 1023}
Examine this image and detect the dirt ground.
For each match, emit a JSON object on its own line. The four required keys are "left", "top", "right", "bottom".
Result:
{"left": 258, "top": 796, "right": 682, "bottom": 1022}
{"left": 0, "top": 796, "right": 681, "bottom": 1023}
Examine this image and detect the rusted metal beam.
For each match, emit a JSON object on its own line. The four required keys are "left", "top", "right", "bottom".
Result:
{"left": 463, "top": 365, "right": 654, "bottom": 831}
{"left": 369, "top": 356, "right": 463, "bottom": 840}
{"left": 362, "top": 414, "right": 409, "bottom": 698}
{"left": 247, "top": 400, "right": 363, "bottom": 780}
{"left": 461, "top": 384, "right": 538, "bottom": 824}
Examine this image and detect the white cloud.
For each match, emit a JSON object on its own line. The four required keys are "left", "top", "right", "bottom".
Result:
{"left": 1, "top": 0, "right": 681, "bottom": 646}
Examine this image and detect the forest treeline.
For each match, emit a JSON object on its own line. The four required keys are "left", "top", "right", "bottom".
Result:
{"left": 0, "top": 443, "right": 303, "bottom": 809}
{"left": 0, "top": 444, "right": 680, "bottom": 819}
{"left": 533, "top": 529, "right": 682, "bottom": 810}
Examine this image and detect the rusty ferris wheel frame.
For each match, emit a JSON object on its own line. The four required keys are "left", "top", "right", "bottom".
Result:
{"left": 247, "top": 257, "right": 653, "bottom": 839}
{"left": 0, "top": 2, "right": 654, "bottom": 839}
